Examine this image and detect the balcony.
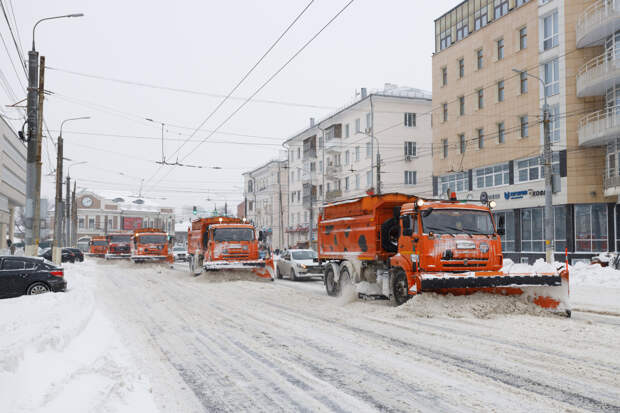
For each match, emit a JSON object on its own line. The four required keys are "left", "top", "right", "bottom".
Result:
{"left": 604, "top": 174, "right": 620, "bottom": 197}
{"left": 325, "top": 189, "right": 342, "bottom": 201}
{"left": 324, "top": 138, "right": 341, "bottom": 152}
{"left": 577, "top": 0, "right": 620, "bottom": 48}
{"left": 578, "top": 106, "right": 620, "bottom": 146}
{"left": 325, "top": 164, "right": 342, "bottom": 178}
{"left": 577, "top": 50, "right": 620, "bottom": 97}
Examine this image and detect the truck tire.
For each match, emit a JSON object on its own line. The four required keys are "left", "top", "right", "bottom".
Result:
{"left": 390, "top": 268, "right": 411, "bottom": 306}
{"left": 381, "top": 218, "right": 400, "bottom": 253}
{"left": 324, "top": 265, "right": 340, "bottom": 296}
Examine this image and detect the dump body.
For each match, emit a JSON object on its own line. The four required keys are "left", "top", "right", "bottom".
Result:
{"left": 187, "top": 217, "right": 273, "bottom": 279}
{"left": 88, "top": 236, "right": 108, "bottom": 257}
{"left": 105, "top": 232, "right": 132, "bottom": 259}
{"left": 318, "top": 193, "right": 569, "bottom": 313}
{"left": 131, "top": 228, "right": 172, "bottom": 263}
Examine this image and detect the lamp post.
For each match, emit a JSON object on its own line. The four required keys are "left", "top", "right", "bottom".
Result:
{"left": 52, "top": 117, "right": 89, "bottom": 264}
{"left": 513, "top": 68, "right": 553, "bottom": 263}
{"left": 145, "top": 118, "right": 165, "bottom": 163}
{"left": 25, "top": 13, "right": 84, "bottom": 256}
{"left": 66, "top": 161, "right": 87, "bottom": 247}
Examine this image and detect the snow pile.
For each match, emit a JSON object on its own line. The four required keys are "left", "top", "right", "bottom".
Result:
{"left": 397, "top": 292, "right": 549, "bottom": 319}
{"left": 569, "top": 261, "right": 620, "bottom": 288}
{"left": 501, "top": 258, "right": 558, "bottom": 274}
{"left": 0, "top": 268, "right": 157, "bottom": 413}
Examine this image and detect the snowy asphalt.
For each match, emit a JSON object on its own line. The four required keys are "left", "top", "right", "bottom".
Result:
{"left": 84, "top": 260, "right": 620, "bottom": 413}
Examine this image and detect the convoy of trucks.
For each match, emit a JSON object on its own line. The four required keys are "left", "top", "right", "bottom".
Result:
{"left": 187, "top": 216, "right": 274, "bottom": 280}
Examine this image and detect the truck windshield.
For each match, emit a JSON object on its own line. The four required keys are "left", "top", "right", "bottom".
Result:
{"left": 422, "top": 209, "right": 495, "bottom": 235}
{"left": 213, "top": 228, "right": 254, "bottom": 242}
{"left": 138, "top": 235, "right": 167, "bottom": 244}
{"left": 93, "top": 240, "right": 108, "bottom": 246}
{"left": 109, "top": 235, "right": 131, "bottom": 243}
{"left": 292, "top": 250, "right": 317, "bottom": 260}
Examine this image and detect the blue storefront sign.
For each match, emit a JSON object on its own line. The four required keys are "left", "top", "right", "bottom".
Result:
{"left": 504, "top": 190, "right": 528, "bottom": 200}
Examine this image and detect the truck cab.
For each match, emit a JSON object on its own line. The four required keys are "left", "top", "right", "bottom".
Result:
{"left": 105, "top": 233, "right": 132, "bottom": 259}
{"left": 88, "top": 236, "right": 108, "bottom": 257}
{"left": 131, "top": 228, "right": 172, "bottom": 263}
{"left": 204, "top": 223, "right": 259, "bottom": 262}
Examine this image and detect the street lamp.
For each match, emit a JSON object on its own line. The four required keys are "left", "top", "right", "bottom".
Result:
{"left": 25, "top": 13, "right": 84, "bottom": 257}
{"left": 52, "top": 116, "right": 89, "bottom": 264}
{"left": 513, "top": 68, "right": 553, "bottom": 263}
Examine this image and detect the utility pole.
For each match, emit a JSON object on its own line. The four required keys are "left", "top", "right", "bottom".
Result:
{"left": 277, "top": 161, "right": 284, "bottom": 249}
{"left": 376, "top": 152, "right": 382, "bottom": 195}
{"left": 71, "top": 181, "right": 77, "bottom": 247}
{"left": 52, "top": 128, "right": 63, "bottom": 264}
{"left": 33, "top": 56, "right": 45, "bottom": 253}
{"left": 24, "top": 48, "right": 39, "bottom": 256}
{"left": 65, "top": 176, "right": 70, "bottom": 246}
{"left": 308, "top": 170, "right": 313, "bottom": 250}
{"left": 369, "top": 95, "right": 375, "bottom": 191}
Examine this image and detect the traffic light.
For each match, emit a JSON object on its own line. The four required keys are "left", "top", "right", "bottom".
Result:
{"left": 192, "top": 206, "right": 197, "bottom": 215}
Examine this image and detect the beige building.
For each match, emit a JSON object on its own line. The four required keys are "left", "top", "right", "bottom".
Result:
{"left": 432, "top": 0, "right": 613, "bottom": 263}
{"left": 0, "top": 116, "right": 26, "bottom": 248}
{"left": 283, "top": 85, "right": 433, "bottom": 249}
{"left": 242, "top": 159, "right": 288, "bottom": 250}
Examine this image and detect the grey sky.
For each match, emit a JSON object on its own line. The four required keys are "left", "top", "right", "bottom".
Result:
{"left": 1, "top": 0, "right": 457, "bottom": 212}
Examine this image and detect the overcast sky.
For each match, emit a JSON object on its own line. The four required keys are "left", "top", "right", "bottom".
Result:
{"left": 0, "top": 0, "right": 457, "bottom": 212}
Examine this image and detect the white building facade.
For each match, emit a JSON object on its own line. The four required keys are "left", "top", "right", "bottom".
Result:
{"left": 242, "top": 159, "right": 288, "bottom": 250}
{"left": 0, "top": 116, "right": 26, "bottom": 247}
{"left": 283, "top": 85, "right": 433, "bottom": 249}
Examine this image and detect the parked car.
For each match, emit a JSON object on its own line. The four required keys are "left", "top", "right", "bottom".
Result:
{"left": 65, "top": 248, "right": 85, "bottom": 262}
{"left": 0, "top": 256, "right": 66, "bottom": 298}
{"left": 276, "top": 249, "right": 322, "bottom": 281}
{"left": 173, "top": 245, "right": 188, "bottom": 262}
{"left": 39, "top": 248, "right": 76, "bottom": 263}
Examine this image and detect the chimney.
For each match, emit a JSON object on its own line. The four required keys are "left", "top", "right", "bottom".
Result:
{"left": 310, "top": 117, "right": 315, "bottom": 127}
{"left": 361, "top": 88, "right": 367, "bottom": 98}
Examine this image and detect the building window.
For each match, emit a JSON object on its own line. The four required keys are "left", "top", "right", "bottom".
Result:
{"left": 520, "top": 115, "right": 529, "bottom": 138}
{"left": 355, "top": 174, "right": 360, "bottom": 190}
{"left": 475, "top": 163, "right": 509, "bottom": 189}
{"left": 442, "top": 138, "right": 448, "bottom": 158}
{"left": 474, "top": 8, "right": 488, "bottom": 30}
{"left": 458, "top": 58, "right": 464, "bottom": 78}
{"left": 516, "top": 156, "right": 542, "bottom": 182}
{"left": 442, "top": 103, "right": 448, "bottom": 122}
{"left": 477, "top": 89, "right": 484, "bottom": 109}
{"left": 516, "top": 0, "right": 530, "bottom": 6}
{"left": 297, "top": 147, "right": 300, "bottom": 159}
{"left": 440, "top": 29, "right": 452, "bottom": 50}
{"left": 497, "top": 80, "right": 504, "bottom": 102}
{"left": 477, "top": 128, "right": 484, "bottom": 149}
{"left": 521, "top": 208, "right": 545, "bottom": 252}
{"left": 345, "top": 150, "right": 350, "bottom": 165}
{"left": 459, "top": 96, "right": 465, "bottom": 115}
{"left": 456, "top": 19, "right": 469, "bottom": 41}
{"left": 79, "top": 218, "right": 84, "bottom": 229}
{"left": 345, "top": 124, "right": 350, "bottom": 138}
{"left": 441, "top": 67, "right": 447, "bottom": 86}
{"left": 519, "top": 26, "right": 527, "bottom": 50}
{"left": 554, "top": 205, "right": 567, "bottom": 252}
{"left": 497, "top": 38, "right": 504, "bottom": 60}
{"left": 544, "top": 59, "right": 559, "bottom": 96}
{"left": 355, "top": 146, "right": 360, "bottom": 161}
{"left": 345, "top": 177, "right": 350, "bottom": 191}
{"left": 494, "top": 0, "right": 509, "bottom": 19}
{"left": 404, "top": 112, "right": 416, "bottom": 127}
{"left": 404, "top": 171, "right": 417, "bottom": 186}
{"left": 575, "top": 204, "right": 608, "bottom": 252}
{"left": 366, "top": 142, "right": 371, "bottom": 158}
{"left": 366, "top": 112, "right": 372, "bottom": 130}
{"left": 549, "top": 104, "right": 560, "bottom": 142}
{"left": 520, "top": 71, "right": 528, "bottom": 94}
{"left": 498, "top": 122, "right": 505, "bottom": 143}
{"left": 459, "top": 134, "right": 466, "bottom": 154}
{"left": 440, "top": 172, "right": 469, "bottom": 194}
{"left": 543, "top": 11, "right": 559, "bottom": 51}
{"left": 355, "top": 118, "right": 361, "bottom": 133}
{"left": 494, "top": 211, "right": 515, "bottom": 251}
{"left": 88, "top": 218, "right": 95, "bottom": 229}
{"left": 310, "top": 161, "right": 316, "bottom": 172}
{"left": 366, "top": 170, "right": 372, "bottom": 188}
{"left": 405, "top": 141, "right": 416, "bottom": 157}
{"left": 476, "top": 49, "right": 483, "bottom": 70}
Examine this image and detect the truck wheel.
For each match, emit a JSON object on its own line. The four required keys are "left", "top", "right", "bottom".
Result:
{"left": 324, "top": 265, "right": 340, "bottom": 297}
{"left": 381, "top": 218, "right": 400, "bottom": 253}
{"left": 390, "top": 268, "right": 411, "bottom": 306}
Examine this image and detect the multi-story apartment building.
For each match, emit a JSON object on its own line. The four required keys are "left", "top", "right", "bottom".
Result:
{"left": 242, "top": 159, "right": 288, "bottom": 250}
{"left": 0, "top": 116, "right": 26, "bottom": 248}
{"left": 283, "top": 84, "right": 433, "bottom": 249}
{"left": 432, "top": 0, "right": 612, "bottom": 263}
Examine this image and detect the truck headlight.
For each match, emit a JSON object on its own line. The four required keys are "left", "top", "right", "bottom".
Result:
{"left": 299, "top": 263, "right": 306, "bottom": 269}
{"left": 410, "top": 254, "right": 419, "bottom": 263}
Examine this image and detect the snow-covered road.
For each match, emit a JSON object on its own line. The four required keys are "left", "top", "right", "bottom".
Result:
{"left": 90, "top": 260, "right": 620, "bottom": 412}
{"left": 2, "top": 259, "right": 620, "bottom": 412}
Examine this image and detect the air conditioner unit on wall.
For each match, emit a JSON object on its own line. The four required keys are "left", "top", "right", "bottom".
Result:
{"left": 405, "top": 155, "right": 413, "bottom": 161}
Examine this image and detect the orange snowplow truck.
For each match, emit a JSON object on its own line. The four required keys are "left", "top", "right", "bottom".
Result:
{"left": 131, "top": 228, "right": 173, "bottom": 263}
{"left": 318, "top": 193, "right": 570, "bottom": 315}
{"left": 104, "top": 232, "right": 132, "bottom": 260}
{"left": 187, "top": 216, "right": 274, "bottom": 279}
{"left": 88, "top": 236, "right": 108, "bottom": 257}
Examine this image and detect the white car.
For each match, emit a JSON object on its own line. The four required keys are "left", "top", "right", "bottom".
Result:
{"left": 173, "top": 246, "right": 188, "bottom": 262}
{"left": 276, "top": 249, "right": 322, "bottom": 281}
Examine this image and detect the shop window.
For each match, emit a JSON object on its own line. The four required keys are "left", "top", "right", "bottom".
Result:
{"left": 521, "top": 208, "right": 544, "bottom": 252}
{"left": 554, "top": 206, "right": 567, "bottom": 252}
{"left": 494, "top": 211, "right": 515, "bottom": 251}
{"left": 575, "top": 204, "right": 608, "bottom": 252}
{"left": 475, "top": 163, "right": 509, "bottom": 189}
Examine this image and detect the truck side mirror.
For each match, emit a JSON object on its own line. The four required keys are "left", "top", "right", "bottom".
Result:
{"left": 401, "top": 215, "right": 413, "bottom": 237}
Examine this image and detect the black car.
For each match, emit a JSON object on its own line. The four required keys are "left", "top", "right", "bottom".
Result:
{"left": 65, "top": 248, "right": 84, "bottom": 262}
{"left": 0, "top": 256, "right": 66, "bottom": 298}
{"left": 40, "top": 248, "right": 76, "bottom": 263}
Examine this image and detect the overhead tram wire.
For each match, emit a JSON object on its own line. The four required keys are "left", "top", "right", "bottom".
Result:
{"left": 144, "top": 0, "right": 316, "bottom": 186}
{"left": 146, "top": 0, "right": 357, "bottom": 193}
{"left": 0, "top": 0, "right": 27, "bottom": 77}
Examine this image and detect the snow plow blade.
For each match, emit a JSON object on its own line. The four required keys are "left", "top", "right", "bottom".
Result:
{"left": 131, "top": 255, "right": 173, "bottom": 264}
{"left": 416, "top": 269, "right": 570, "bottom": 313}
{"left": 104, "top": 254, "right": 131, "bottom": 260}
{"left": 203, "top": 259, "right": 275, "bottom": 280}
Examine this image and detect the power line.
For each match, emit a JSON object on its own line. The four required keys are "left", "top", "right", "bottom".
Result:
{"left": 0, "top": 0, "right": 27, "bottom": 77}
